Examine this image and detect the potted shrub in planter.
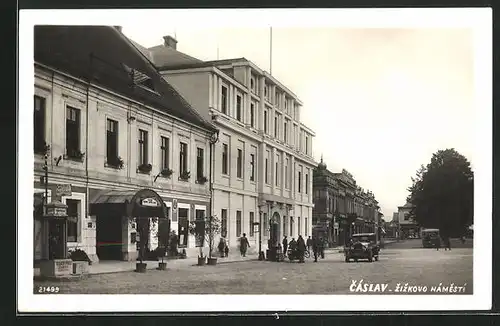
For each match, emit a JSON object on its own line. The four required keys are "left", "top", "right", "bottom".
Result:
{"left": 108, "top": 156, "right": 124, "bottom": 169}
{"left": 188, "top": 219, "right": 206, "bottom": 266}
{"left": 189, "top": 215, "right": 222, "bottom": 266}
{"left": 156, "top": 245, "right": 167, "bottom": 270}
{"left": 135, "top": 217, "right": 157, "bottom": 273}
{"left": 68, "top": 248, "right": 91, "bottom": 275}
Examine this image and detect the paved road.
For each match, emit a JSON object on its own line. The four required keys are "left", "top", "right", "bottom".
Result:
{"left": 34, "top": 239, "right": 472, "bottom": 295}
{"left": 387, "top": 238, "right": 473, "bottom": 250}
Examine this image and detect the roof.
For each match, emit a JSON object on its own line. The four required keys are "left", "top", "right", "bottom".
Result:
{"left": 147, "top": 44, "right": 204, "bottom": 68}
{"left": 34, "top": 26, "right": 217, "bottom": 133}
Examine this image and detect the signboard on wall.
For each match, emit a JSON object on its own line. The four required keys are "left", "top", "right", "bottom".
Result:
{"left": 141, "top": 198, "right": 159, "bottom": 207}
{"left": 172, "top": 199, "right": 178, "bottom": 213}
{"left": 55, "top": 184, "right": 72, "bottom": 197}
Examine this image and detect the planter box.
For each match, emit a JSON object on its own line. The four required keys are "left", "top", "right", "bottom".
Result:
{"left": 135, "top": 262, "right": 147, "bottom": 273}
{"left": 207, "top": 257, "right": 217, "bottom": 265}
{"left": 197, "top": 257, "right": 206, "bottom": 266}
{"left": 40, "top": 259, "right": 73, "bottom": 278}
{"left": 157, "top": 262, "right": 167, "bottom": 270}
{"left": 72, "top": 261, "right": 89, "bottom": 275}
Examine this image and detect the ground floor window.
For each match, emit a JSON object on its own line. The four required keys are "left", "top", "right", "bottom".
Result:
{"left": 66, "top": 199, "right": 80, "bottom": 242}
{"left": 289, "top": 217, "right": 293, "bottom": 236}
{"left": 297, "top": 217, "right": 301, "bottom": 237}
{"left": 221, "top": 209, "right": 228, "bottom": 238}
{"left": 195, "top": 209, "right": 205, "bottom": 220}
{"left": 249, "top": 212, "right": 254, "bottom": 237}
{"left": 236, "top": 211, "right": 242, "bottom": 237}
{"left": 263, "top": 213, "right": 268, "bottom": 237}
{"left": 178, "top": 208, "right": 189, "bottom": 247}
{"left": 305, "top": 217, "right": 308, "bottom": 236}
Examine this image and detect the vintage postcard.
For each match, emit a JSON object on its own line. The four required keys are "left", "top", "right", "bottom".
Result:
{"left": 18, "top": 8, "right": 491, "bottom": 313}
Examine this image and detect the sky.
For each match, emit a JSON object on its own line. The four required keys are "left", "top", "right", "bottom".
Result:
{"left": 120, "top": 22, "right": 476, "bottom": 219}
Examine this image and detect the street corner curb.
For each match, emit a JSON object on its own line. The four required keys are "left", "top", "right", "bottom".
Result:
{"left": 34, "top": 274, "right": 90, "bottom": 282}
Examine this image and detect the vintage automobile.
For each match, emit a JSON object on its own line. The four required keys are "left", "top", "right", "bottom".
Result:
{"left": 344, "top": 233, "right": 380, "bottom": 263}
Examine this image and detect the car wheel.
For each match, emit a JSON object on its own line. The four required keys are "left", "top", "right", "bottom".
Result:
{"left": 345, "top": 256, "right": 350, "bottom": 263}
{"left": 375, "top": 255, "right": 379, "bottom": 261}
{"left": 368, "top": 251, "right": 373, "bottom": 262}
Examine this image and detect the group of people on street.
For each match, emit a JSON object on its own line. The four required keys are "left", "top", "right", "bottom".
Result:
{"left": 218, "top": 233, "right": 251, "bottom": 258}
{"left": 282, "top": 235, "right": 326, "bottom": 263}
{"left": 435, "top": 235, "right": 452, "bottom": 251}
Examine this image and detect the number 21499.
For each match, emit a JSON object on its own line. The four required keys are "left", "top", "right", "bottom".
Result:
{"left": 37, "top": 286, "right": 60, "bottom": 293}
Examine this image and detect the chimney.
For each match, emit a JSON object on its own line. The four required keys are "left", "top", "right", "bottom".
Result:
{"left": 113, "top": 26, "right": 123, "bottom": 33}
{"left": 163, "top": 35, "right": 178, "bottom": 50}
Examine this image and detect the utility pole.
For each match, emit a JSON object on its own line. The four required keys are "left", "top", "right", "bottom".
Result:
{"left": 269, "top": 26, "right": 272, "bottom": 75}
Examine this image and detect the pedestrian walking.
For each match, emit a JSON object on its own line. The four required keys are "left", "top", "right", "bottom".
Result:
{"left": 444, "top": 236, "right": 451, "bottom": 251}
{"left": 282, "top": 236, "right": 288, "bottom": 256}
{"left": 297, "top": 235, "right": 307, "bottom": 263}
{"left": 224, "top": 243, "right": 229, "bottom": 257}
{"left": 218, "top": 238, "right": 226, "bottom": 258}
{"left": 239, "top": 233, "right": 250, "bottom": 257}
{"left": 306, "top": 236, "right": 313, "bottom": 255}
{"left": 319, "top": 237, "right": 325, "bottom": 259}
{"left": 312, "top": 236, "right": 320, "bottom": 262}
{"left": 435, "top": 236, "right": 441, "bottom": 251}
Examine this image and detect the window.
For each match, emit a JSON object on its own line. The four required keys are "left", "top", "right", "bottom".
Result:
{"left": 404, "top": 213, "right": 410, "bottom": 221}
{"left": 275, "top": 161, "right": 279, "bottom": 186}
{"left": 221, "top": 209, "right": 228, "bottom": 237}
{"left": 263, "top": 213, "right": 268, "bottom": 236}
{"left": 221, "top": 86, "right": 228, "bottom": 114}
{"left": 179, "top": 142, "right": 188, "bottom": 174}
{"left": 305, "top": 135, "right": 309, "bottom": 154}
{"left": 236, "top": 95, "right": 242, "bottom": 121}
{"left": 34, "top": 95, "right": 46, "bottom": 153}
{"left": 161, "top": 136, "right": 170, "bottom": 169}
{"left": 196, "top": 209, "right": 205, "bottom": 221}
{"left": 275, "top": 91, "right": 279, "bottom": 106}
{"left": 298, "top": 217, "right": 301, "bottom": 236}
{"left": 305, "top": 217, "right": 308, "bottom": 236}
{"left": 196, "top": 147, "right": 204, "bottom": 180}
{"left": 237, "top": 148, "right": 243, "bottom": 178}
{"left": 284, "top": 121, "right": 288, "bottom": 143}
{"left": 249, "top": 153, "right": 255, "bottom": 181}
{"left": 264, "top": 85, "right": 268, "bottom": 99}
{"left": 66, "top": 106, "right": 81, "bottom": 158}
{"left": 236, "top": 211, "right": 242, "bottom": 237}
{"left": 298, "top": 171, "right": 302, "bottom": 193}
{"left": 66, "top": 199, "right": 80, "bottom": 242}
{"left": 305, "top": 174, "right": 309, "bottom": 194}
{"left": 138, "top": 129, "right": 148, "bottom": 165}
{"left": 250, "top": 103, "right": 255, "bottom": 128}
{"left": 264, "top": 111, "right": 268, "bottom": 134}
{"left": 274, "top": 116, "right": 278, "bottom": 138}
{"left": 290, "top": 216, "right": 293, "bottom": 236}
{"left": 265, "top": 154, "right": 269, "bottom": 184}
{"left": 250, "top": 78, "right": 255, "bottom": 91}
{"left": 283, "top": 218, "right": 287, "bottom": 237}
{"left": 249, "top": 212, "right": 255, "bottom": 237}
{"left": 285, "top": 158, "right": 289, "bottom": 189}
{"left": 222, "top": 143, "right": 229, "bottom": 175}
{"left": 106, "top": 119, "right": 119, "bottom": 165}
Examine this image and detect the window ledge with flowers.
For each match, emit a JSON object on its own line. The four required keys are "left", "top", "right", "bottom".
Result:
{"left": 196, "top": 176, "right": 208, "bottom": 185}
{"left": 160, "top": 168, "right": 173, "bottom": 179}
{"left": 137, "top": 163, "right": 153, "bottom": 174}
{"left": 179, "top": 171, "right": 191, "bottom": 181}
{"left": 105, "top": 156, "right": 124, "bottom": 170}
{"left": 64, "top": 149, "right": 86, "bottom": 163}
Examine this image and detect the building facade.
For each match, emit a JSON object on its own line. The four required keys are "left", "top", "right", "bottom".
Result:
{"left": 397, "top": 202, "right": 419, "bottom": 239}
{"left": 135, "top": 36, "right": 317, "bottom": 250}
{"left": 312, "top": 158, "right": 380, "bottom": 246}
{"left": 33, "top": 26, "right": 218, "bottom": 263}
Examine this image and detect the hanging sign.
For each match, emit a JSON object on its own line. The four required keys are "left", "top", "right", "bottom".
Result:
{"left": 172, "top": 199, "right": 178, "bottom": 212}
{"left": 141, "top": 198, "right": 159, "bottom": 207}
{"left": 55, "top": 184, "right": 72, "bottom": 197}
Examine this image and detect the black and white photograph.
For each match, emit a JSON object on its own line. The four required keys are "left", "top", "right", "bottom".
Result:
{"left": 18, "top": 8, "right": 491, "bottom": 312}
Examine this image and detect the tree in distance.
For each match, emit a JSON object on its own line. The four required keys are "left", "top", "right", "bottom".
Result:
{"left": 407, "top": 148, "right": 473, "bottom": 238}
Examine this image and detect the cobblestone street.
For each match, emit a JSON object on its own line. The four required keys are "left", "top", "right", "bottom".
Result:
{"left": 34, "top": 240, "right": 473, "bottom": 294}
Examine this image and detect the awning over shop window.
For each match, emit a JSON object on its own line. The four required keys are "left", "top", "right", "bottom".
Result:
{"left": 90, "top": 188, "right": 168, "bottom": 218}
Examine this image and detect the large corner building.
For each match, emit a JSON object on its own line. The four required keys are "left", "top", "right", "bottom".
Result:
{"left": 132, "top": 35, "right": 317, "bottom": 250}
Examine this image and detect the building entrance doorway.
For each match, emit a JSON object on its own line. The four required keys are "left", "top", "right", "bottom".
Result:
{"left": 96, "top": 214, "right": 122, "bottom": 260}
{"left": 269, "top": 212, "right": 281, "bottom": 247}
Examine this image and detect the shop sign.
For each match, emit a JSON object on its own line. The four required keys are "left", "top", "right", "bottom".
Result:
{"left": 253, "top": 223, "right": 260, "bottom": 234}
{"left": 55, "top": 184, "right": 72, "bottom": 197}
{"left": 46, "top": 206, "right": 67, "bottom": 217}
{"left": 172, "top": 199, "right": 178, "bottom": 212}
{"left": 141, "top": 197, "right": 159, "bottom": 207}
{"left": 54, "top": 259, "right": 72, "bottom": 274}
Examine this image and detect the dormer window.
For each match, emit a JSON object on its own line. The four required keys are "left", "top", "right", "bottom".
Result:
{"left": 123, "top": 63, "right": 159, "bottom": 95}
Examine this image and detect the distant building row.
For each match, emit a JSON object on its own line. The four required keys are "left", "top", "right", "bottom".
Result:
{"left": 312, "top": 157, "right": 382, "bottom": 246}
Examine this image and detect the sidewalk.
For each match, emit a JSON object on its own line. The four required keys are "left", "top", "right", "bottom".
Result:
{"left": 33, "top": 252, "right": 258, "bottom": 277}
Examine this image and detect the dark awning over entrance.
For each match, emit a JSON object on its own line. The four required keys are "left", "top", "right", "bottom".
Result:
{"left": 90, "top": 188, "right": 167, "bottom": 218}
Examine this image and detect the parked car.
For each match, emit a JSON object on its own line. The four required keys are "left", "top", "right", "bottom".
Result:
{"left": 344, "top": 233, "right": 380, "bottom": 263}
